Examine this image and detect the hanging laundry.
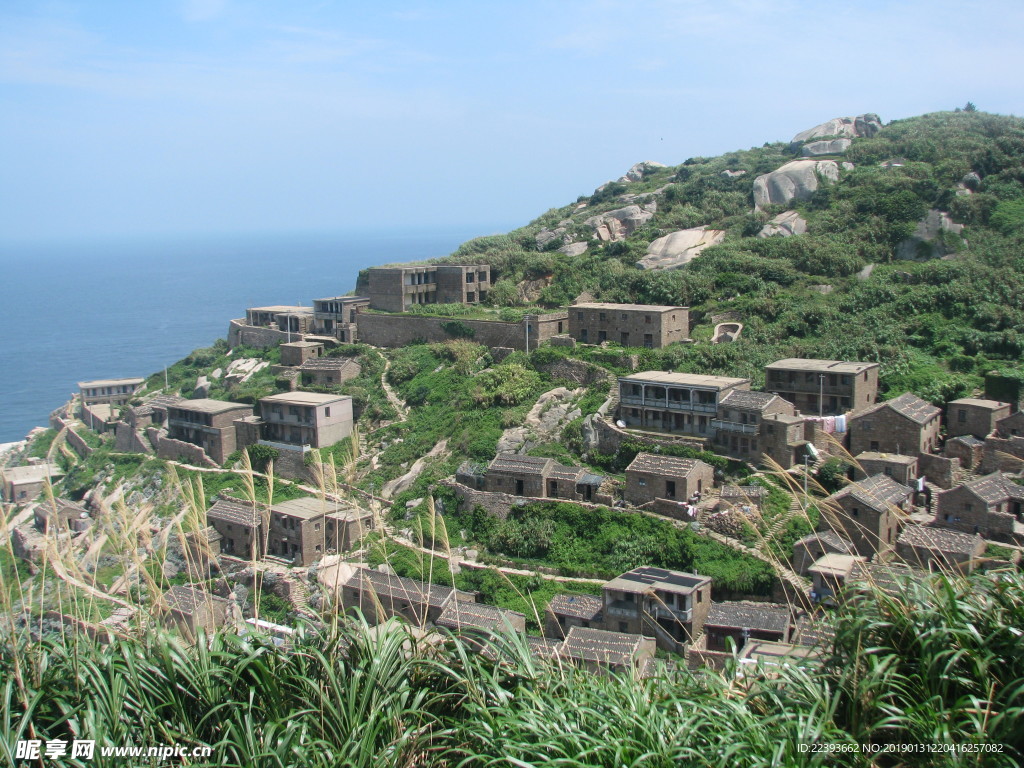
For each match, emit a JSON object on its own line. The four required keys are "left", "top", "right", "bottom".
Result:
{"left": 823, "top": 416, "right": 836, "bottom": 434}
{"left": 835, "top": 414, "right": 847, "bottom": 433}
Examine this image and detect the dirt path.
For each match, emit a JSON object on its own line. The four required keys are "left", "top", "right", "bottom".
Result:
{"left": 378, "top": 353, "right": 409, "bottom": 422}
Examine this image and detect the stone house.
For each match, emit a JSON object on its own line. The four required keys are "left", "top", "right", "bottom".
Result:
{"left": 944, "top": 435, "right": 985, "bottom": 471}
{"left": 340, "top": 567, "right": 475, "bottom": 626}
{"left": 545, "top": 593, "right": 605, "bottom": 639}
{"left": 759, "top": 413, "right": 810, "bottom": 470}
{"left": 556, "top": 626, "right": 656, "bottom": 676}
{"left": 435, "top": 602, "right": 526, "bottom": 635}
{"left": 279, "top": 341, "right": 324, "bottom": 367}
{"left": 311, "top": 295, "right": 370, "bottom": 341}
{"left": 618, "top": 371, "right": 751, "bottom": 438}
{"left": 995, "top": 410, "right": 1024, "bottom": 439}
{"left": 245, "top": 305, "right": 315, "bottom": 336}
{"left": 568, "top": 302, "right": 689, "bottom": 348}
{"left": 325, "top": 506, "right": 375, "bottom": 553}
{"left": 600, "top": 566, "right": 712, "bottom": 652}
{"left": 1, "top": 463, "right": 62, "bottom": 503}
{"left": 481, "top": 453, "right": 604, "bottom": 502}
{"left": 205, "top": 497, "right": 264, "bottom": 560}
{"left": 78, "top": 377, "right": 145, "bottom": 408}
{"left": 623, "top": 453, "right": 714, "bottom": 507}
{"left": 165, "top": 399, "right": 254, "bottom": 464}
{"left": 822, "top": 473, "right": 913, "bottom": 559}
{"left": 764, "top": 358, "right": 879, "bottom": 416}
{"left": 120, "top": 394, "right": 182, "bottom": 435}
{"left": 717, "top": 485, "right": 768, "bottom": 514}
{"left": 852, "top": 451, "right": 919, "bottom": 486}
{"left": 33, "top": 499, "right": 92, "bottom": 534}
{"left": 299, "top": 357, "right": 362, "bottom": 388}
{"left": 711, "top": 390, "right": 796, "bottom": 462}
{"left": 367, "top": 265, "right": 490, "bottom": 312}
{"left": 896, "top": 524, "right": 985, "bottom": 573}
{"left": 159, "top": 585, "right": 232, "bottom": 641}
{"left": 946, "top": 398, "right": 1011, "bottom": 439}
{"left": 267, "top": 497, "right": 330, "bottom": 566}
{"left": 792, "top": 531, "right": 854, "bottom": 576}
{"left": 845, "top": 561, "right": 929, "bottom": 599}
{"left": 807, "top": 553, "right": 866, "bottom": 604}
{"left": 848, "top": 393, "right": 941, "bottom": 456}
{"left": 934, "top": 472, "right": 1024, "bottom": 540}
{"left": 258, "top": 392, "right": 353, "bottom": 449}
{"left": 703, "top": 601, "right": 791, "bottom": 652}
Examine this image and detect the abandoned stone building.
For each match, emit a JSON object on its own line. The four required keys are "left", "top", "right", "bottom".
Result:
{"left": 298, "top": 357, "right": 361, "bottom": 388}
{"left": 164, "top": 399, "right": 254, "bottom": 464}
{"left": 759, "top": 412, "right": 811, "bottom": 470}
{"left": 33, "top": 498, "right": 92, "bottom": 534}
{"left": 822, "top": 473, "right": 913, "bottom": 559}
{"left": 568, "top": 302, "right": 689, "bottom": 349}
{"left": 617, "top": 371, "right": 751, "bottom": 438}
{"left": 435, "top": 601, "right": 527, "bottom": 635}
{"left": 78, "top": 377, "right": 145, "bottom": 408}
{"left": 703, "top": 601, "right": 791, "bottom": 652}
{"left": 852, "top": 451, "right": 919, "bottom": 486}
{"left": 311, "top": 295, "right": 369, "bottom": 341}
{"left": 764, "top": 359, "right": 879, "bottom": 416}
{"left": 545, "top": 593, "right": 605, "bottom": 638}
{"left": 848, "top": 393, "right": 941, "bottom": 456}
{"left": 792, "top": 531, "right": 854, "bottom": 576}
{"left": 556, "top": 626, "right": 656, "bottom": 675}
{"left": 279, "top": 341, "right": 323, "bottom": 367}
{"left": 711, "top": 390, "right": 796, "bottom": 462}
{"left": 245, "top": 305, "right": 315, "bottom": 335}
{"left": 807, "top": 553, "right": 866, "bottom": 604}
{"left": 599, "top": 566, "right": 713, "bottom": 653}
{"left": 159, "top": 585, "right": 233, "bottom": 642}
{"left": 935, "top": 472, "right": 1024, "bottom": 541}
{"left": 844, "top": 561, "right": 929, "bottom": 600}
{"left": 266, "top": 497, "right": 330, "bottom": 566}
{"left": 366, "top": 264, "right": 490, "bottom": 312}
{"left": 895, "top": 524, "right": 985, "bottom": 573}
{"left": 995, "top": 410, "right": 1024, "bottom": 439}
{"left": 945, "top": 398, "right": 1011, "bottom": 439}
{"left": 205, "top": 497, "right": 264, "bottom": 560}
{"left": 944, "top": 435, "right": 985, "bottom": 471}
{"left": 623, "top": 452, "right": 714, "bottom": 507}
{"left": 1, "top": 463, "right": 62, "bottom": 503}
{"left": 339, "top": 567, "right": 475, "bottom": 626}
{"left": 476, "top": 453, "right": 605, "bottom": 502}
{"left": 325, "top": 507, "right": 375, "bottom": 553}
{"left": 257, "top": 392, "right": 354, "bottom": 449}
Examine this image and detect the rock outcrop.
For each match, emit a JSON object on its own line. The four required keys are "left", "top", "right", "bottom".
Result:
{"left": 619, "top": 161, "right": 666, "bottom": 183}
{"left": 558, "top": 242, "right": 588, "bottom": 257}
{"left": 791, "top": 113, "right": 882, "bottom": 144}
{"left": 800, "top": 138, "right": 852, "bottom": 157}
{"left": 758, "top": 210, "right": 808, "bottom": 238}
{"left": 895, "top": 209, "right": 964, "bottom": 260}
{"left": 721, "top": 169, "right": 747, "bottom": 178}
{"left": 753, "top": 160, "right": 839, "bottom": 209}
{"left": 585, "top": 203, "right": 656, "bottom": 242}
{"left": 637, "top": 226, "right": 726, "bottom": 270}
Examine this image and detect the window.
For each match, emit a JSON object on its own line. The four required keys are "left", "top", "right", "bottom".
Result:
{"left": 577, "top": 311, "right": 583, "bottom": 320}
{"left": 620, "top": 313, "right": 627, "bottom": 320}
{"left": 666, "top": 480, "right": 676, "bottom": 498}
{"left": 696, "top": 591, "right": 702, "bottom": 603}
{"left": 581, "top": 328, "right": 588, "bottom": 342}
{"left": 466, "top": 292, "right": 475, "bottom": 302}
{"left": 466, "top": 273, "right": 474, "bottom": 283}
{"left": 599, "top": 312, "right": 606, "bottom": 321}
{"left": 638, "top": 479, "right": 647, "bottom": 487}
{"left": 619, "top": 622, "right": 628, "bottom": 632}
{"left": 851, "top": 507, "right": 859, "bottom": 517}
{"left": 325, "top": 407, "right": 331, "bottom": 417}
{"left": 315, "top": 522, "right": 321, "bottom": 531}
{"left": 598, "top": 330, "right": 607, "bottom": 342}
{"left": 644, "top": 315, "right": 651, "bottom": 324}
{"left": 958, "top": 409, "right": 967, "bottom": 423}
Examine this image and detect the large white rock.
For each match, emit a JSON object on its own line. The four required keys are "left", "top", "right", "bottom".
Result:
{"left": 800, "top": 138, "right": 852, "bottom": 157}
{"left": 753, "top": 159, "right": 839, "bottom": 209}
{"left": 619, "top": 161, "right": 666, "bottom": 183}
{"left": 791, "top": 113, "right": 882, "bottom": 144}
{"left": 637, "top": 226, "right": 726, "bottom": 270}
{"left": 558, "top": 242, "right": 588, "bottom": 257}
{"left": 585, "top": 204, "right": 655, "bottom": 242}
{"left": 895, "top": 209, "right": 964, "bottom": 260}
{"left": 758, "top": 210, "right": 808, "bottom": 238}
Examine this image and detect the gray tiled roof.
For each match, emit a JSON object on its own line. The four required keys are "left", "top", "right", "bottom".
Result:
{"left": 721, "top": 390, "right": 780, "bottom": 410}
{"left": 548, "top": 593, "right": 604, "bottom": 621}
{"left": 626, "top": 452, "right": 705, "bottom": 476}
{"left": 796, "top": 531, "right": 853, "bottom": 554}
{"left": 206, "top": 497, "right": 262, "bottom": 528}
{"left": 706, "top": 601, "right": 790, "bottom": 633}
{"left": 163, "top": 585, "right": 230, "bottom": 615}
{"left": 879, "top": 393, "right": 941, "bottom": 424}
{"left": 558, "top": 626, "right": 644, "bottom": 667}
{"left": 964, "top": 473, "right": 1024, "bottom": 504}
{"left": 344, "top": 567, "right": 460, "bottom": 608}
{"left": 898, "top": 524, "right": 981, "bottom": 555}
{"left": 488, "top": 453, "right": 552, "bottom": 474}
{"left": 436, "top": 602, "right": 523, "bottom": 633}
{"left": 847, "top": 561, "right": 929, "bottom": 595}
{"left": 831, "top": 474, "right": 911, "bottom": 512}
{"left": 299, "top": 357, "right": 361, "bottom": 372}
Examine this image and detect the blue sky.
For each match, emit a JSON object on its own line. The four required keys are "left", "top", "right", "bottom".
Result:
{"left": 2, "top": 0, "right": 1022, "bottom": 242}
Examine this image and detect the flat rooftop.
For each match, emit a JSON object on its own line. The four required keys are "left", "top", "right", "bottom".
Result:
{"left": 855, "top": 451, "right": 918, "bottom": 465}
{"left": 271, "top": 496, "right": 329, "bottom": 519}
{"left": 78, "top": 377, "right": 145, "bottom": 388}
{"left": 572, "top": 302, "right": 687, "bottom": 313}
{"left": 280, "top": 341, "right": 322, "bottom": 349}
{"left": 808, "top": 553, "right": 864, "bottom": 578}
{"left": 170, "top": 398, "right": 252, "bottom": 414}
{"left": 2, "top": 463, "right": 62, "bottom": 484}
{"left": 767, "top": 358, "right": 878, "bottom": 374}
{"left": 604, "top": 566, "right": 710, "bottom": 595}
{"left": 261, "top": 391, "right": 350, "bottom": 406}
{"left": 948, "top": 398, "right": 1009, "bottom": 409}
{"left": 621, "top": 371, "right": 750, "bottom": 389}
{"left": 314, "top": 295, "right": 369, "bottom": 302}
{"left": 247, "top": 305, "right": 312, "bottom": 314}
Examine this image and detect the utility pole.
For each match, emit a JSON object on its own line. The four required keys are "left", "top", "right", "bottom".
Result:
{"left": 819, "top": 374, "right": 824, "bottom": 418}
{"left": 525, "top": 317, "right": 530, "bottom": 355}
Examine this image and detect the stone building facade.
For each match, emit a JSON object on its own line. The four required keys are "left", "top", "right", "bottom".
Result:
{"left": 568, "top": 302, "right": 689, "bottom": 349}
{"left": 160, "top": 585, "right": 232, "bottom": 642}
{"left": 164, "top": 399, "right": 254, "bottom": 464}
{"left": 478, "top": 453, "right": 604, "bottom": 502}
{"left": 623, "top": 452, "right": 713, "bottom": 507}
{"left": 852, "top": 452, "right": 919, "bottom": 486}
{"left": 366, "top": 265, "right": 490, "bottom": 312}
{"left": 257, "top": 392, "right": 353, "bottom": 449}
{"left": 279, "top": 341, "right": 324, "bottom": 367}
{"left": 848, "top": 393, "right": 941, "bottom": 457}
{"left": 340, "top": 567, "right": 475, "bottom": 626}
{"left": 711, "top": 390, "right": 796, "bottom": 462}
{"left": 935, "top": 472, "right": 1024, "bottom": 540}
{"left": 205, "top": 497, "right": 264, "bottom": 560}
{"left": 703, "top": 601, "right": 791, "bottom": 652}
{"left": 617, "top": 371, "right": 751, "bottom": 439}
{"left": 945, "top": 398, "right": 1011, "bottom": 439}
{"left": 822, "top": 473, "right": 913, "bottom": 559}
{"left": 78, "top": 377, "right": 145, "bottom": 408}
{"left": 267, "top": 497, "right": 329, "bottom": 566}
{"left": 299, "top": 357, "right": 362, "bottom": 388}
{"left": 764, "top": 358, "right": 879, "bottom": 416}
{"left": 311, "top": 296, "right": 370, "bottom": 341}
{"left": 354, "top": 310, "right": 566, "bottom": 351}
{"left": 896, "top": 525, "right": 985, "bottom": 573}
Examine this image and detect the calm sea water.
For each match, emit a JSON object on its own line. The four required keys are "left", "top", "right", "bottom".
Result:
{"left": 0, "top": 228, "right": 493, "bottom": 442}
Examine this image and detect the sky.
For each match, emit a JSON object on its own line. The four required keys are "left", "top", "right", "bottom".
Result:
{"left": 2, "top": 0, "right": 1023, "bottom": 243}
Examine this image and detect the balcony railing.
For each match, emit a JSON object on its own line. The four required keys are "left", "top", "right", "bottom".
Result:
{"left": 606, "top": 603, "right": 639, "bottom": 619}
{"left": 710, "top": 419, "right": 757, "bottom": 434}
{"left": 652, "top": 606, "right": 692, "bottom": 622}
{"left": 619, "top": 395, "right": 718, "bottom": 414}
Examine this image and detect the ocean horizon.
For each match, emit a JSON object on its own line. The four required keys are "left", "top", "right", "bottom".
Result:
{"left": 0, "top": 227, "right": 505, "bottom": 442}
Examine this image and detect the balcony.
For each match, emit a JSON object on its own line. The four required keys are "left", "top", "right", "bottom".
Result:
{"left": 606, "top": 601, "right": 639, "bottom": 619}
{"left": 619, "top": 395, "right": 718, "bottom": 414}
{"left": 711, "top": 419, "right": 757, "bottom": 434}
{"left": 652, "top": 606, "right": 692, "bottom": 623}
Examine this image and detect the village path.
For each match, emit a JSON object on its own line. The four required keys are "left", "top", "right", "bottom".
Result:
{"left": 377, "top": 353, "right": 409, "bottom": 423}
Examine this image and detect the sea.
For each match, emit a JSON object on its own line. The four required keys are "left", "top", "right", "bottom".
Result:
{"left": 0, "top": 228, "right": 498, "bottom": 443}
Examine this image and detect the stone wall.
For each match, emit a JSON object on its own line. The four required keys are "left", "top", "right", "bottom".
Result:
{"left": 114, "top": 422, "right": 154, "bottom": 454}
{"left": 981, "top": 435, "right": 1024, "bottom": 474}
{"left": 227, "top": 319, "right": 295, "bottom": 349}
{"left": 581, "top": 413, "right": 707, "bottom": 457}
{"left": 355, "top": 311, "right": 568, "bottom": 351}
{"left": 918, "top": 453, "right": 959, "bottom": 489}
{"left": 157, "top": 435, "right": 219, "bottom": 467}
{"left": 536, "top": 358, "right": 610, "bottom": 387}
